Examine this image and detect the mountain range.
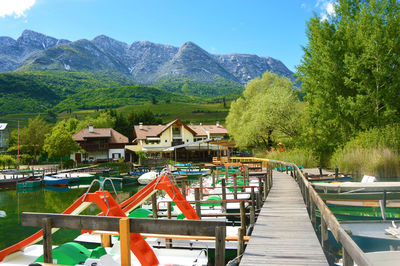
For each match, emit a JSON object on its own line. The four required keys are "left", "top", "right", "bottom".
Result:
{"left": 0, "top": 30, "right": 294, "bottom": 85}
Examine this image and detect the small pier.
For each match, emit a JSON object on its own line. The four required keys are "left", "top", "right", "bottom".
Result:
{"left": 241, "top": 170, "right": 328, "bottom": 265}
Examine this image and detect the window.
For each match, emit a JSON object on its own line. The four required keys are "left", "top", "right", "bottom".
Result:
{"left": 165, "top": 140, "right": 168, "bottom": 142}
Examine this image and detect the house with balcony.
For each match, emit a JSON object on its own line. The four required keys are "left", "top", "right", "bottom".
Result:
{"left": 71, "top": 124, "right": 129, "bottom": 163}
{"left": 126, "top": 119, "right": 230, "bottom": 162}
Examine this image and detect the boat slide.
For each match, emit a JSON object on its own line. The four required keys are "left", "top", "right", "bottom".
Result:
{"left": 0, "top": 174, "right": 200, "bottom": 265}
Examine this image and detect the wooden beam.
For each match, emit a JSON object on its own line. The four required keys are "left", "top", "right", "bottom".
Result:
{"left": 22, "top": 213, "right": 225, "bottom": 236}
{"left": 119, "top": 218, "right": 131, "bottom": 266}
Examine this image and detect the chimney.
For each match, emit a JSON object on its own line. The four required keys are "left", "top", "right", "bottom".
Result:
{"left": 216, "top": 121, "right": 220, "bottom": 127}
{"left": 139, "top": 122, "right": 143, "bottom": 130}
{"left": 89, "top": 123, "right": 94, "bottom": 133}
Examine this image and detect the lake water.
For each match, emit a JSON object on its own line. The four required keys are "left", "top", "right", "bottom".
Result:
{"left": 0, "top": 182, "right": 140, "bottom": 250}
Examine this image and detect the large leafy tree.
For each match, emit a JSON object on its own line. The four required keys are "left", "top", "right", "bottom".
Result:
{"left": 43, "top": 120, "right": 80, "bottom": 160}
{"left": 297, "top": 0, "right": 400, "bottom": 159}
{"left": 226, "top": 72, "right": 301, "bottom": 150}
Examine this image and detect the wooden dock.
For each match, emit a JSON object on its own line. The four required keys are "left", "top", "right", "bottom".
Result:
{"left": 240, "top": 170, "right": 328, "bottom": 265}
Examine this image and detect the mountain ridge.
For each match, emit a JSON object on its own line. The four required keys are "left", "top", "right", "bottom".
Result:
{"left": 0, "top": 30, "right": 295, "bottom": 85}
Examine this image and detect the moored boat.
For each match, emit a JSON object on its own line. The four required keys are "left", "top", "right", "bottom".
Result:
{"left": 43, "top": 176, "right": 69, "bottom": 186}
{"left": 313, "top": 181, "right": 400, "bottom": 193}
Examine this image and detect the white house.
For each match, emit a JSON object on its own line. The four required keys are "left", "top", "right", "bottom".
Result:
{"left": 126, "top": 119, "right": 229, "bottom": 162}
{"left": 0, "top": 123, "right": 9, "bottom": 152}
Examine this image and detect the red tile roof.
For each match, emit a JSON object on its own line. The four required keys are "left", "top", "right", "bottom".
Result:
{"left": 73, "top": 128, "right": 128, "bottom": 144}
{"left": 133, "top": 120, "right": 228, "bottom": 140}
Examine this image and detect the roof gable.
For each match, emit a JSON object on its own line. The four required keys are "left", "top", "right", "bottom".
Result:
{"left": 73, "top": 128, "right": 128, "bottom": 143}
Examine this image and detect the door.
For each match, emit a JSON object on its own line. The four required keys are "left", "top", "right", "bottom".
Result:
{"left": 75, "top": 153, "right": 81, "bottom": 164}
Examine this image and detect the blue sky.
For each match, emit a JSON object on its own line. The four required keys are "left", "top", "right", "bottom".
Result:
{"left": 0, "top": 0, "right": 335, "bottom": 72}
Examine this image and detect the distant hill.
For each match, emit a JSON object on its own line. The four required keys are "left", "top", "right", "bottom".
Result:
{"left": 0, "top": 30, "right": 295, "bottom": 85}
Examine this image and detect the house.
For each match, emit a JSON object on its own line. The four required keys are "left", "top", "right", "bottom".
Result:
{"left": 0, "top": 123, "right": 9, "bottom": 153}
{"left": 71, "top": 123, "right": 129, "bottom": 163}
{"left": 125, "top": 119, "right": 231, "bottom": 162}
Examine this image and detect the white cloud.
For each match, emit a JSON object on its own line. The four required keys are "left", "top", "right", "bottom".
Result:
{"left": 0, "top": 0, "right": 36, "bottom": 18}
{"left": 315, "top": 0, "right": 336, "bottom": 21}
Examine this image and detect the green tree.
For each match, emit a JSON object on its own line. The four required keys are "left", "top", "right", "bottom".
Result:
{"left": 8, "top": 115, "right": 51, "bottom": 163}
{"left": 226, "top": 72, "right": 301, "bottom": 150}
{"left": 297, "top": 0, "right": 400, "bottom": 161}
{"left": 43, "top": 120, "right": 80, "bottom": 162}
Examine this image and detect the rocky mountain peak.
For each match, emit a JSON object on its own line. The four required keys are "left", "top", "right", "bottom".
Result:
{"left": 0, "top": 30, "right": 295, "bottom": 85}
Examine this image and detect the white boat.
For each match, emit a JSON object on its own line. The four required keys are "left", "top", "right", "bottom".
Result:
{"left": 138, "top": 171, "right": 158, "bottom": 185}
{"left": 312, "top": 182, "right": 400, "bottom": 193}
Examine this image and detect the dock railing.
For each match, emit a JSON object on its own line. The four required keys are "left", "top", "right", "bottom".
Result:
{"left": 21, "top": 212, "right": 227, "bottom": 266}
{"left": 229, "top": 156, "right": 373, "bottom": 266}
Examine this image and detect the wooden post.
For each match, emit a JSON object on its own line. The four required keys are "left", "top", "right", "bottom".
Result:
{"left": 221, "top": 179, "right": 227, "bottom": 213}
{"left": 199, "top": 175, "right": 203, "bottom": 200}
{"left": 335, "top": 168, "right": 339, "bottom": 180}
{"left": 212, "top": 171, "right": 216, "bottom": 187}
{"left": 119, "top": 218, "right": 131, "bottom": 266}
{"left": 101, "top": 234, "right": 111, "bottom": 247}
{"left": 240, "top": 201, "right": 246, "bottom": 234}
{"left": 182, "top": 181, "right": 187, "bottom": 198}
{"left": 237, "top": 227, "right": 245, "bottom": 261}
{"left": 251, "top": 187, "right": 255, "bottom": 207}
{"left": 250, "top": 206, "right": 255, "bottom": 226}
{"left": 166, "top": 202, "right": 172, "bottom": 248}
{"left": 263, "top": 176, "right": 267, "bottom": 200}
{"left": 151, "top": 193, "right": 158, "bottom": 219}
{"left": 195, "top": 188, "right": 201, "bottom": 218}
{"left": 342, "top": 247, "right": 354, "bottom": 266}
{"left": 215, "top": 226, "right": 226, "bottom": 266}
{"left": 321, "top": 217, "right": 328, "bottom": 248}
{"left": 43, "top": 218, "right": 53, "bottom": 264}
{"left": 309, "top": 192, "right": 316, "bottom": 226}
{"left": 233, "top": 174, "right": 238, "bottom": 200}
{"left": 383, "top": 190, "right": 387, "bottom": 208}
{"left": 256, "top": 191, "right": 261, "bottom": 210}
{"left": 319, "top": 167, "right": 323, "bottom": 177}
{"left": 258, "top": 177, "right": 263, "bottom": 199}
{"left": 225, "top": 165, "right": 229, "bottom": 180}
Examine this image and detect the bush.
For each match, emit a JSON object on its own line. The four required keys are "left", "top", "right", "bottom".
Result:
{"left": 330, "top": 147, "right": 400, "bottom": 180}
{"left": 256, "top": 148, "right": 318, "bottom": 168}
{"left": 63, "top": 159, "right": 75, "bottom": 169}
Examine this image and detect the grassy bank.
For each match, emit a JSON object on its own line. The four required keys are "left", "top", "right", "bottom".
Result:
{"left": 256, "top": 149, "right": 318, "bottom": 168}
{"left": 330, "top": 147, "right": 400, "bottom": 180}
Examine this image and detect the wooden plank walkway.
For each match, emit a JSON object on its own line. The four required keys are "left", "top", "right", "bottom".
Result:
{"left": 241, "top": 171, "right": 328, "bottom": 265}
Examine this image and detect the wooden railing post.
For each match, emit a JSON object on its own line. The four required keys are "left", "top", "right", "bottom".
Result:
{"left": 119, "top": 218, "right": 131, "bottom": 266}
{"left": 233, "top": 174, "right": 238, "bottom": 200}
{"left": 258, "top": 177, "right": 263, "bottom": 199}
{"left": 43, "top": 217, "right": 53, "bottom": 264}
{"left": 195, "top": 188, "right": 202, "bottom": 218}
{"left": 151, "top": 193, "right": 158, "bottom": 219}
{"left": 256, "top": 191, "right": 261, "bottom": 210}
{"left": 221, "top": 179, "right": 227, "bottom": 212}
{"left": 240, "top": 201, "right": 246, "bottom": 234}
{"left": 166, "top": 202, "right": 172, "bottom": 248}
{"left": 237, "top": 227, "right": 245, "bottom": 262}
{"left": 215, "top": 226, "right": 226, "bottom": 266}
{"left": 342, "top": 247, "right": 354, "bottom": 266}
{"left": 250, "top": 206, "right": 255, "bottom": 226}
{"left": 263, "top": 176, "right": 267, "bottom": 200}
{"left": 251, "top": 187, "right": 255, "bottom": 207}
{"left": 199, "top": 175, "right": 203, "bottom": 200}
{"left": 309, "top": 190, "right": 316, "bottom": 226}
{"left": 180, "top": 180, "right": 185, "bottom": 197}
{"left": 321, "top": 217, "right": 328, "bottom": 248}
{"left": 212, "top": 171, "right": 216, "bottom": 188}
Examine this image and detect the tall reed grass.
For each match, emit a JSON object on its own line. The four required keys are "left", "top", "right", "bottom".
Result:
{"left": 330, "top": 147, "right": 400, "bottom": 180}
{"left": 256, "top": 148, "right": 318, "bottom": 168}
